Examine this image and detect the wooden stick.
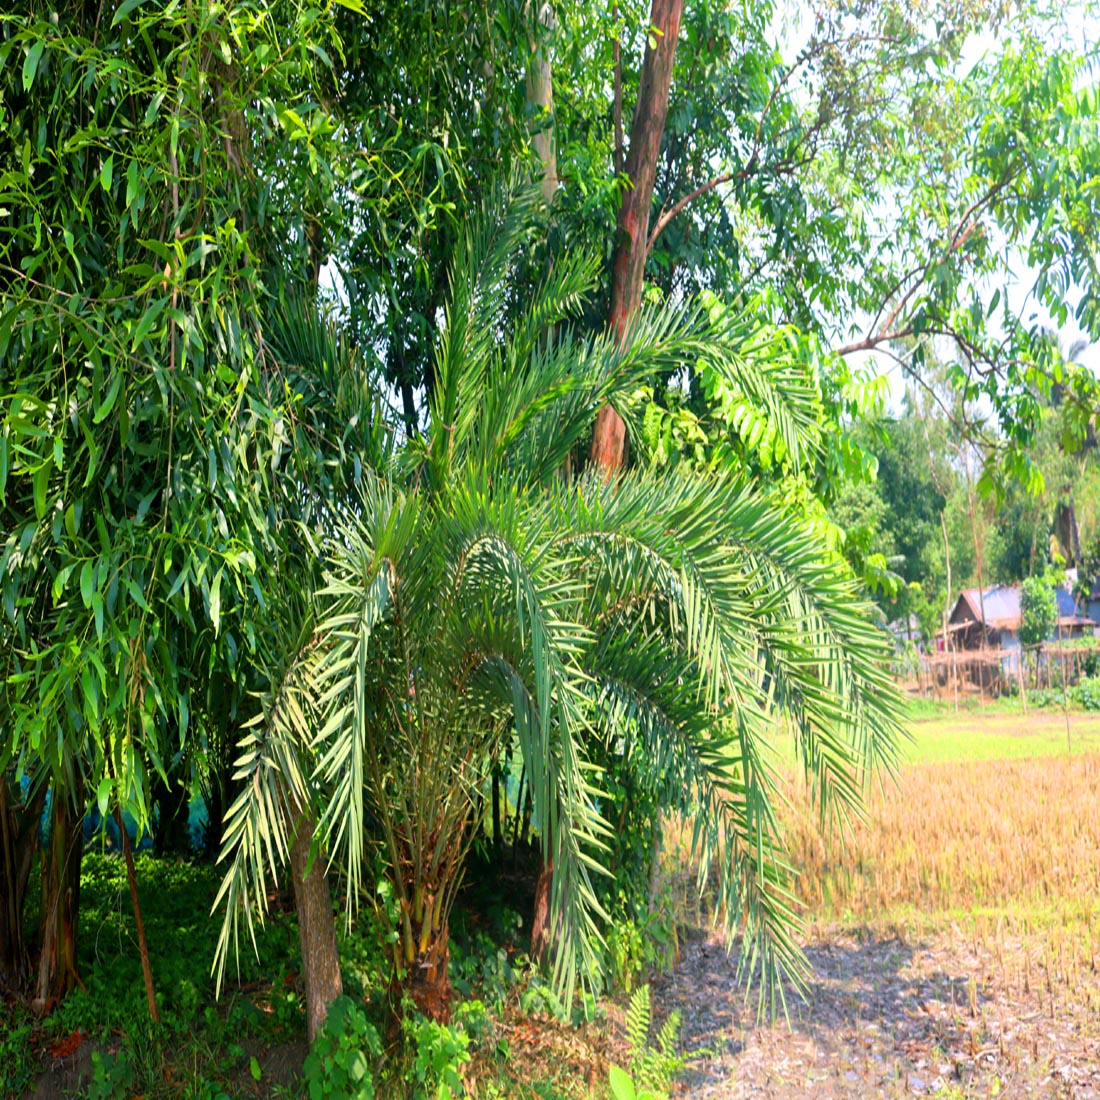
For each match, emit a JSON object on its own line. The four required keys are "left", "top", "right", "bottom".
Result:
{"left": 114, "top": 806, "right": 159, "bottom": 1023}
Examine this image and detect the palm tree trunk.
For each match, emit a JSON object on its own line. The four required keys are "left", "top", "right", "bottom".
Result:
{"left": 401, "top": 892, "right": 452, "bottom": 1023}
{"left": 288, "top": 801, "right": 343, "bottom": 1043}
{"left": 530, "top": 856, "right": 553, "bottom": 965}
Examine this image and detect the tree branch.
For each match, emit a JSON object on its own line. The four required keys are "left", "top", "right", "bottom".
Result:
{"left": 647, "top": 172, "right": 734, "bottom": 253}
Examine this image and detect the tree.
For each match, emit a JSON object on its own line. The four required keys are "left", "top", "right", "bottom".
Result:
{"left": 0, "top": 0, "right": 353, "bottom": 1006}
{"left": 214, "top": 188, "right": 904, "bottom": 1024}
{"left": 580, "top": 2, "right": 1100, "bottom": 488}
{"left": 1020, "top": 575, "right": 1058, "bottom": 649}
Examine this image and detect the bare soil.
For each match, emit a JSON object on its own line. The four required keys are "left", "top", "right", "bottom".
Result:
{"left": 653, "top": 925, "right": 1100, "bottom": 1099}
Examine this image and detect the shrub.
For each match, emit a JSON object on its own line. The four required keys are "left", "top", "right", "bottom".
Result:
{"left": 302, "top": 996, "right": 382, "bottom": 1100}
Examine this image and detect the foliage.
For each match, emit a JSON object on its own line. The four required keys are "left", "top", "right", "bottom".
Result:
{"left": 302, "top": 996, "right": 382, "bottom": 1100}
{"left": 608, "top": 984, "right": 682, "bottom": 1100}
{"left": 88, "top": 1050, "right": 137, "bottom": 1100}
{"left": 1026, "top": 676, "right": 1100, "bottom": 711}
{"left": 1019, "top": 576, "right": 1058, "bottom": 648}
{"left": 0, "top": 1004, "right": 36, "bottom": 1096}
{"left": 0, "top": 0, "right": 366, "bottom": 970}
{"left": 406, "top": 1014, "right": 472, "bottom": 1100}
{"left": 213, "top": 187, "right": 904, "bottom": 1020}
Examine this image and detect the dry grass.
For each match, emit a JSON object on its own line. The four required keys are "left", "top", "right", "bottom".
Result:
{"left": 650, "top": 723, "right": 1100, "bottom": 1098}
{"left": 783, "top": 751, "right": 1100, "bottom": 931}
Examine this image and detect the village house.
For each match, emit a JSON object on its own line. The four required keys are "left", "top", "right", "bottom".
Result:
{"left": 946, "top": 582, "right": 1097, "bottom": 673}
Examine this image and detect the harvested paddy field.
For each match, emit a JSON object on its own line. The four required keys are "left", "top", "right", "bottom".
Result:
{"left": 652, "top": 712, "right": 1100, "bottom": 1099}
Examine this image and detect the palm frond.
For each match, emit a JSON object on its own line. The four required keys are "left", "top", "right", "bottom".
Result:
{"left": 309, "top": 482, "right": 420, "bottom": 913}
{"left": 428, "top": 180, "right": 543, "bottom": 487}
{"left": 583, "top": 629, "right": 807, "bottom": 1015}
{"left": 211, "top": 650, "right": 315, "bottom": 993}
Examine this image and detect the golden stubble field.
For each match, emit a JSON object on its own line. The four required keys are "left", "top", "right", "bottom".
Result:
{"left": 784, "top": 750, "right": 1100, "bottom": 929}
{"left": 652, "top": 712, "right": 1100, "bottom": 1099}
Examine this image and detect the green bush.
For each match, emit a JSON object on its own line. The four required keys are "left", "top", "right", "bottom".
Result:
{"left": 406, "top": 1015, "right": 470, "bottom": 1100}
{"left": 302, "top": 996, "right": 382, "bottom": 1100}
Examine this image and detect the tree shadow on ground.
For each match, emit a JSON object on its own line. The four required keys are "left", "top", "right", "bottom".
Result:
{"left": 651, "top": 927, "right": 1029, "bottom": 1099}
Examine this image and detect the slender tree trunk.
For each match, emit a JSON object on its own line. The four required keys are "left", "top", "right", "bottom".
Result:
{"left": 589, "top": 0, "right": 684, "bottom": 474}
{"left": 115, "top": 806, "right": 159, "bottom": 1022}
{"left": 526, "top": 0, "right": 557, "bottom": 204}
{"left": 0, "top": 778, "right": 47, "bottom": 993}
{"left": 288, "top": 801, "right": 343, "bottom": 1044}
{"left": 34, "top": 782, "right": 85, "bottom": 1012}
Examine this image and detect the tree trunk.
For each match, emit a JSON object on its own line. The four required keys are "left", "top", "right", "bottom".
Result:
{"left": 589, "top": 0, "right": 684, "bottom": 474}
{"left": 529, "top": 857, "right": 553, "bottom": 965}
{"left": 0, "top": 777, "right": 47, "bottom": 993}
{"left": 401, "top": 898, "right": 452, "bottom": 1023}
{"left": 115, "top": 806, "right": 160, "bottom": 1022}
{"left": 34, "top": 782, "right": 84, "bottom": 1012}
{"left": 526, "top": 0, "right": 558, "bottom": 204}
{"left": 288, "top": 801, "right": 343, "bottom": 1044}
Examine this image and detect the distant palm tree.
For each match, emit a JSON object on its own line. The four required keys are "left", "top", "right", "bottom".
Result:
{"left": 213, "top": 186, "right": 904, "bottom": 1026}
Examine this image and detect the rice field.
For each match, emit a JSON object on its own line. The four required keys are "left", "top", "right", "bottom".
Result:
{"left": 656, "top": 709, "right": 1100, "bottom": 1100}
{"left": 781, "top": 711, "right": 1100, "bottom": 930}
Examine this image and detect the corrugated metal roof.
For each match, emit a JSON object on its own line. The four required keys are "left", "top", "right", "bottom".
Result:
{"left": 954, "top": 583, "right": 1095, "bottom": 629}
{"left": 957, "top": 585, "right": 1020, "bottom": 627}
{"left": 950, "top": 580, "right": 1095, "bottom": 633}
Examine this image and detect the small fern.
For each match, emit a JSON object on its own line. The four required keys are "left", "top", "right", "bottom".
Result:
{"left": 624, "top": 984, "right": 652, "bottom": 1057}
{"left": 609, "top": 985, "right": 683, "bottom": 1100}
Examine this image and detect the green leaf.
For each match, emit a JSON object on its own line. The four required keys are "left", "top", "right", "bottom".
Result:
{"left": 126, "top": 576, "right": 151, "bottom": 613}
{"left": 249, "top": 1057, "right": 261, "bottom": 1082}
{"left": 94, "top": 370, "right": 122, "bottom": 424}
{"left": 130, "top": 298, "right": 166, "bottom": 352}
{"left": 22, "top": 40, "right": 44, "bottom": 93}
{"left": 80, "top": 560, "right": 95, "bottom": 607}
{"left": 608, "top": 1065, "right": 636, "bottom": 1100}
{"left": 96, "top": 777, "right": 113, "bottom": 819}
{"left": 209, "top": 568, "right": 223, "bottom": 634}
{"left": 111, "top": 0, "right": 152, "bottom": 26}
{"left": 100, "top": 153, "right": 114, "bottom": 193}
{"left": 33, "top": 460, "right": 51, "bottom": 519}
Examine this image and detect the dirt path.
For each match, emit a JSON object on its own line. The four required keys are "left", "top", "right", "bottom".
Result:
{"left": 654, "top": 926, "right": 1100, "bottom": 1099}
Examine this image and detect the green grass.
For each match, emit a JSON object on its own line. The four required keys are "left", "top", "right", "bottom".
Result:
{"left": 904, "top": 709, "right": 1100, "bottom": 763}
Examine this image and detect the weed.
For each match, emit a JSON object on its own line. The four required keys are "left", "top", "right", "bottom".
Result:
{"left": 88, "top": 1049, "right": 136, "bottom": 1100}
{"left": 302, "top": 995, "right": 382, "bottom": 1100}
{"left": 608, "top": 985, "right": 682, "bottom": 1100}
{"left": 406, "top": 1014, "right": 470, "bottom": 1099}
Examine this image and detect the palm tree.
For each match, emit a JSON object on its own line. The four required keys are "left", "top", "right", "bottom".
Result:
{"left": 213, "top": 186, "right": 903, "bottom": 1027}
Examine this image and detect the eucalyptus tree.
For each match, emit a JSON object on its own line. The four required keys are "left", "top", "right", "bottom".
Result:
{"left": 214, "top": 189, "right": 904, "bottom": 1027}
{"left": 317, "top": 0, "right": 1100, "bottom": 505}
